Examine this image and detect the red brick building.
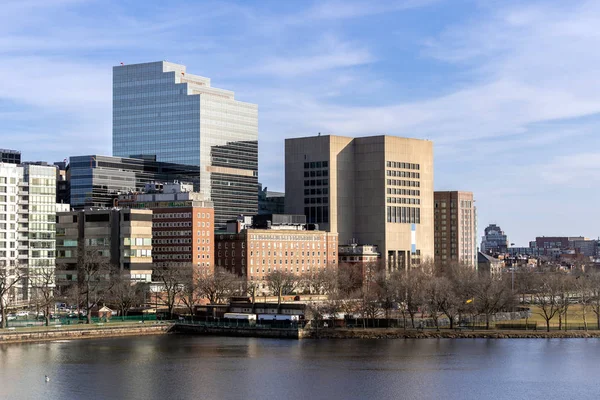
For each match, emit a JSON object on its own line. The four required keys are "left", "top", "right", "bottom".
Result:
{"left": 118, "top": 182, "right": 214, "bottom": 276}
{"left": 215, "top": 215, "right": 338, "bottom": 293}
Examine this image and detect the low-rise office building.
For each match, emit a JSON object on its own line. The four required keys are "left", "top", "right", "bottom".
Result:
{"left": 55, "top": 208, "right": 153, "bottom": 294}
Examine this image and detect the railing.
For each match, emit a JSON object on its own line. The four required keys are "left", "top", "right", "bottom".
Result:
{"left": 2, "top": 314, "right": 160, "bottom": 328}
{"left": 177, "top": 319, "right": 303, "bottom": 330}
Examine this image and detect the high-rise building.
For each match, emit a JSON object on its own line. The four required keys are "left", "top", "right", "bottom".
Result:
{"left": 0, "top": 162, "right": 57, "bottom": 303}
{"left": 118, "top": 182, "right": 214, "bottom": 275}
{"left": 480, "top": 224, "right": 509, "bottom": 254}
{"left": 112, "top": 61, "right": 259, "bottom": 229}
{"left": 434, "top": 191, "right": 477, "bottom": 268}
{"left": 0, "top": 149, "right": 21, "bottom": 165}
{"left": 285, "top": 134, "right": 433, "bottom": 271}
{"left": 68, "top": 155, "right": 200, "bottom": 209}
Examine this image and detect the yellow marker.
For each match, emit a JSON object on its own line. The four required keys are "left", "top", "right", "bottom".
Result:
{"left": 466, "top": 298, "right": 473, "bottom": 304}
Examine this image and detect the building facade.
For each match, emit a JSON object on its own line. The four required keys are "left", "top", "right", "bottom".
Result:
{"left": 0, "top": 149, "right": 21, "bottom": 165}
{"left": 0, "top": 163, "right": 57, "bottom": 303}
{"left": 118, "top": 182, "right": 214, "bottom": 275}
{"left": 434, "top": 191, "right": 477, "bottom": 268}
{"left": 112, "top": 61, "right": 259, "bottom": 229}
{"left": 55, "top": 208, "right": 153, "bottom": 294}
{"left": 285, "top": 134, "right": 434, "bottom": 271}
{"left": 215, "top": 215, "right": 338, "bottom": 293}
{"left": 68, "top": 155, "right": 200, "bottom": 209}
{"left": 480, "top": 224, "right": 509, "bottom": 254}
{"left": 258, "top": 183, "right": 285, "bottom": 215}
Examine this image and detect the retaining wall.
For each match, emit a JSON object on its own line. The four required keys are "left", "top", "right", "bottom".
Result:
{"left": 0, "top": 324, "right": 173, "bottom": 344}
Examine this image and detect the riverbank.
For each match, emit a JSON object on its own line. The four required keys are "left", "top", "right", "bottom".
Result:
{"left": 304, "top": 328, "right": 600, "bottom": 339}
{"left": 0, "top": 322, "right": 173, "bottom": 344}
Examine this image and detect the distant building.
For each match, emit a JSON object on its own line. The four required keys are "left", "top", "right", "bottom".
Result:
{"left": 285, "top": 134, "right": 433, "bottom": 271}
{"left": 55, "top": 208, "right": 153, "bottom": 294}
{"left": 480, "top": 224, "right": 509, "bottom": 254}
{"left": 215, "top": 214, "right": 338, "bottom": 294}
{"left": 258, "top": 183, "right": 285, "bottom": 215}
{"left": 477, "top": 252, "right": 503, "bottom": 275}
{"left": 434, "top": 191, "right": 477, "bottom": 268}
{"left": 535, "top": 236, "right": 569, "bottom": 251}
{"left": 571, "top": 239, "right": 597, "bottom": 257}
{"left": 54, "top": 161, "right": 70, "bottom": 205}
{"left": 338, "top": 243, "right": 380, "bottom": 264}
{"left": 0, "top": 149, "right": 21, "bottom": 164}
{"left": 118, "top": 182, "right": 214, "bottom": 275}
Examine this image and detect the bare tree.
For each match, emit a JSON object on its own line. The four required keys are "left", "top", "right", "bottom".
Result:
{"left": 79, "top": 248, "right": 113, "bottom": 324}
{"left": 196, "top": 267, "right": 239, "bottom": 304}
{"left": 534, "top": 272, "right": 565, "bottom": 332}
{"left": 588, "top": 272, "right": 600, "bottom": 329}
{"left": 29, "top": 266, "right": 55, "bottom": 326}
{"left": 154, "top": 264, "right": 190, "bottom": 319}
{"left": 473, "top": 273, "right": 513, "bottom": 329}
{"left": 266, "top": 271, "right": 301, "bottom": 306}
{"left": 0, "top": 266, "right": 26, "bottom": 329}
{"left": 574, "top": 272, "right": 591, "bottom": 331}
{"left": 108, "top": 270, "right": 144, "bottom": 320}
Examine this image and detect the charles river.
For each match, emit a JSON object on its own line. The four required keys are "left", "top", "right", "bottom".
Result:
{"left": 1, "top": 336, "right": 599, "bottom": 400}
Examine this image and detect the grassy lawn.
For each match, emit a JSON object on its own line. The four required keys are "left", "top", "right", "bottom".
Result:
{"left": 515, "top": 305, "right": 600, "bottom": 328}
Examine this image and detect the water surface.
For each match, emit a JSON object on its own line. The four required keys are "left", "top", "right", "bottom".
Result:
{"left": 1, "top": 335, "right": 599, "bottom": 400}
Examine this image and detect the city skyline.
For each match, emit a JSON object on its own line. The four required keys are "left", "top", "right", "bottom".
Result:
{"left": 1, "top": 0, "right": 599, "bottom": 245}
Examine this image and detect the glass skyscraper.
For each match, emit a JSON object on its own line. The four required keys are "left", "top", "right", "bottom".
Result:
{"left": 112, "top": 61, "right": 258, "bottom": 229}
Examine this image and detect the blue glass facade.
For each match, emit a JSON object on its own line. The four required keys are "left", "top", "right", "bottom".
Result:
{"left": 112, "top": 61, "right": 259, "bottom": 229}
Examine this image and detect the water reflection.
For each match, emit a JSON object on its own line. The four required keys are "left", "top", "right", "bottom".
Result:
{"left": 1, "top": 336, "right": 600, "bottom": 400}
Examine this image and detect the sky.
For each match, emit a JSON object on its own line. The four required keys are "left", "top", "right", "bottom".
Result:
{"left": 1, "top": 0, "right": 599, "bottom": 246}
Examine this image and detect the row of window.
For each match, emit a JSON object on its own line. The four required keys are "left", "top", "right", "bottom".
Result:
{"left": 304, "top": 170, "right": 328, "bottom": 177}
{"left": 155, "top": 221, "right": 192, "bottom": 228}
{"left": 386, "top": 170, "right": 420, "bottom": 178}
{"left": 154, "top": 238, "right": 192, "bottom": 244}
{"left": 386, "top": 161, "right": 420, "bottom": 170}
{"left": 304, "top": 197, "right": 328, "bottom": 204}
{"left": 304, "top": 161, "right": 328, "bottom": 169}
{"left": 387, "top": 179, "right": 420, "bottom": 188}
{"left": 154, "top": 230, "right": 192, "bottom": 237}
{"left": 386, "top": 207, "right": 421, "bottom": 224}
{"left": 304, "top": 179, "right": 329, "bottom": 187}
{"left": 304, "top": 188, "right": 329, "bottom": 196}
{"left": 153, "top": 212, "right": 192, "bottom": 219}
{"left": 123, "top": 249, "right": 151, "bottom": 257}
{"left": 387, "top": 197, "right": 420, "bottom": 205}
{"left": 123, "top": 237, "right": 152, "bottom": 246}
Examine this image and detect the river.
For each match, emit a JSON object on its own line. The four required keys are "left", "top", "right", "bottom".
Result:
{"left": 1, "top": 335, "right": 599, "bottom": 400}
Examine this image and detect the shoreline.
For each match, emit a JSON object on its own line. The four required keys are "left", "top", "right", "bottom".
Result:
{"left": 0, "top": 323, "right": 173, "bottom": 345}
{"left": 3, "top": 324, "right": 600, "bottom": 344}
{"left": 303, "top": 328, "right": 600, "bottom": 339}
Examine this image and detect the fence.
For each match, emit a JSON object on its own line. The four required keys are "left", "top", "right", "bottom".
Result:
{"left": 178, "top": 319, "right": 303, "bottom": 330}
{"left": 2, "top": 314, "right": 159, "bottom": 328}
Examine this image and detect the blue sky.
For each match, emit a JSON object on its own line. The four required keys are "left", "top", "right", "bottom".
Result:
{"left": 1, "top": 0, "right": 599, "bottom": 246}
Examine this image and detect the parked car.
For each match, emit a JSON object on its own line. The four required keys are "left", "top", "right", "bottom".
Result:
{"left": 16, "top": 311, "right": 28, "bottom": 317}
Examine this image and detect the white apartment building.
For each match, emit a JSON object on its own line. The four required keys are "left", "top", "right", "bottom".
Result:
{"left": 0, "top": 162, "right": 57, "bottom": 304}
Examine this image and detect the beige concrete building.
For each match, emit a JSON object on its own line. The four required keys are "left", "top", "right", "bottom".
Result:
{"left": 434, "top": 191, "right": 477, "bottom": 268}
{"left": 285, "top": 135, "right": 433, "bottom": 270}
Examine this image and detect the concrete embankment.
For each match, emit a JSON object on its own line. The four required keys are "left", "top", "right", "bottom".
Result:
{"left": 0, "top": 323, "right": 173, "bottom": 344}
{"left": 303, "top": 328, "right": 600, "bottom": 339}
{"left": 174, "top": 324, "right": 303, "bottom": 339}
